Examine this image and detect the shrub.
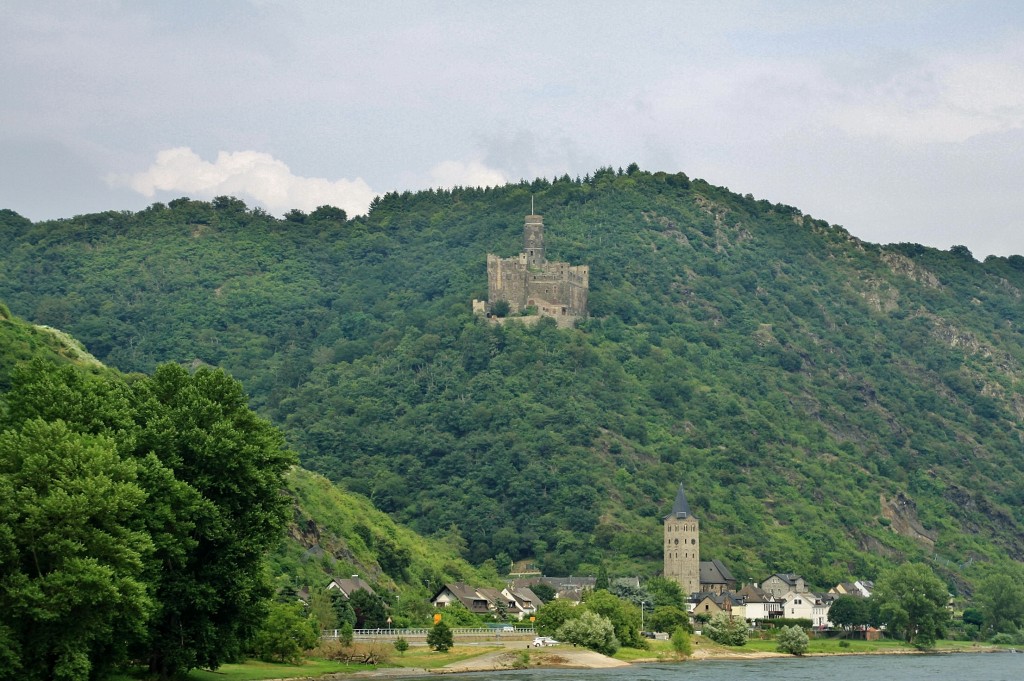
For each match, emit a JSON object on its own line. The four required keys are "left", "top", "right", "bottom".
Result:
{"left": 991, "top": 632, "right": 1017, "bottom": 645}
{"left": 320, "top": 641, "right": 392, "bottom": 664}
{"left": 393, "top": 637, "right": 409, "bottom": 656}
{"left": 491, "top": 300, "right": 511, "bottom": 317}
{"left": 250, "top": 602, "right": 320, "bottom": 664}
{"left": 556, "top": 610, "right": 620, "bottom": 656}
{"left": 776, "top": 625, "right": 809, "bottom": 655}
{"left": 703, "top": 613, "right": 748, "bottom": 646}
{"left": 671, "top": 626, "right": 692, "bottom": 657}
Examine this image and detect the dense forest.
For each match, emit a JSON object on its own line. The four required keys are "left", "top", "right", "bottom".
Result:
{"left": 3, "top": 166, "right": 1024, "bottom": 593}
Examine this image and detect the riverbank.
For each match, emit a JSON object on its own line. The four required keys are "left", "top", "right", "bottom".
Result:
{"left": 340, "top": 637, "right": 1008, "bottom": 679}
{"left": 171, "top": 638, "right": 1011, "bottom": 681}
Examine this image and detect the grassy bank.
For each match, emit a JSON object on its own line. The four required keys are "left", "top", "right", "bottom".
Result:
{"left": 111, "top": 644, "right": 505, "bottom": 681}
{"left": 613, "top": 635, "right": 1005, "bottom": 662}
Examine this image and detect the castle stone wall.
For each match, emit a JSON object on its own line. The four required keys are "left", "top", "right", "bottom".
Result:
{"left": 482, "top": 213, "right": 589, "bottom": 323}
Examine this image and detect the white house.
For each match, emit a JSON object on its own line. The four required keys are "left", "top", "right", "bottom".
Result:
{"left": 781, "top": 590, "right": 833, "bottom": 628}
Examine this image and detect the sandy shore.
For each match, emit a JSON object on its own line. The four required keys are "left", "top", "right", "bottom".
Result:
{"left": 323, "top": 641, "right": 1008, "bottom": 679}
{"left": 436, "top": 648, "right": 630, "bottom": 673}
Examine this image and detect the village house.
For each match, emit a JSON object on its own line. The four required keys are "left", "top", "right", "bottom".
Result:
{"left": 430, "top": 582, "right": 546, "bottom": 619}
{"left": 501, "top": 586, "right": 543, "bottom": 619}
{"left": 829, "top": 580, "right": 874, "bottom": 598}
{"left": 735, "top": 583, "right": 783, "bottom": 622}
{"left": 326, "top": 575, "right": 376, "bottom": 599}
{"left": 779, "top": 589, "right": 834, "bottom": 628}
{"left": 691, "top": 591, "right": 747, "bottom": 620}
{"left": 508, "top": 576, "right": 596, "bottom": 603}
{"left": 761, "top": 573, "right": 806, "bottom": 598}
{"left": 430, "top": 583, "right": 492, "bottom": 615}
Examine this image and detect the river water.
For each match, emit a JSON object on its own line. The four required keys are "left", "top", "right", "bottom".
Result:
{"left": 417, "top": 652, "right": 1020, "bottom": 681}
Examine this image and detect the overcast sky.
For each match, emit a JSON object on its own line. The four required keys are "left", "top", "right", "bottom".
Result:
{"left": 2, "top": 1, "right": 1022, "bottom": 257}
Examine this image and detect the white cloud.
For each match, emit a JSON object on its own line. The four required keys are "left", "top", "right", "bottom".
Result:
{"left": 111, "top": 147, "right": 376, "bottom": 216}
{"left": 428, "top": 159, "right": 507, "bottom": 189}
{"left": 827, "top": 42, "right": 1024, "bottom": 145}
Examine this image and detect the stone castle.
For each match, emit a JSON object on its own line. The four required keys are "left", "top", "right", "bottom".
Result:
{"left": 473, "top": 213, "right": 589, "bottom": 327}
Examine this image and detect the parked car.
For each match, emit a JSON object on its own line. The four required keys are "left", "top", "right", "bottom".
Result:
{"left": 501, "top": 626, "right": 515, "bottom": 632}
{"left": 532, "top": 636, "right": 559, "bottom": 647}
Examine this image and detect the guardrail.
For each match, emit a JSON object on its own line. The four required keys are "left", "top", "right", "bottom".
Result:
{"left": 323, "top": 627, "right": 536, "bottom": 640}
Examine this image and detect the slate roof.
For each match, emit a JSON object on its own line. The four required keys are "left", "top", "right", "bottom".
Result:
{"left": 700, "top": 559, "right": 735, "bottom": 585}
{"left": 665, "top": 484, "right": 694, "bottom": 519}
{"left": 771, "top": 573, "right": 803, "bottom": 586}
{"left": 432, "top": 583, "right": 492, "bottom": 613}
{"left": 328, "top": 576, "right": 376, "bottom": 598}
{"left": 735, "top": 583, "right": 774, "bottom": 603}
{"left": 506, "top": 586, "right": 544, "bottom": 607}
{"left": 694, "top": 591, "right": 746, "bottom": 608}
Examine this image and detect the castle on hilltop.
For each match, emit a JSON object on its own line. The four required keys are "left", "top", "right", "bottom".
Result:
{"left": 473, "top": 213, "right": 589, "bottom": 328}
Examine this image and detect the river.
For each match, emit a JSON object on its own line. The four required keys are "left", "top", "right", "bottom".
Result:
{"left": 416, "top": 652, "right": 1020, "bottom": 681}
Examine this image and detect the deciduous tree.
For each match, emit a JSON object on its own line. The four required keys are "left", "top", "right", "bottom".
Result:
{"left": 556, "top": 610, "right": 618, "bottom": 655}
{"left": 0, "top": 419, "right": 152, "bottom": 681}
{"left": 975, "top": 572, "right": 1024, "bottom": 636}
{"left": 426, "top": 621, "right": 453, "bottom": 652}
{"left": 874, "top": 563, "right": 950, "bottom": 648}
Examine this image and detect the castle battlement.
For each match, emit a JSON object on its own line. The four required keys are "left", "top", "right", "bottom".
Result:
{"left": 477, "top": 213, "right": 589, "bottom": 326}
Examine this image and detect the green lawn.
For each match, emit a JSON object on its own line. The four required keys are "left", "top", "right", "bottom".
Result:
{"left": 111, "top": 658, "right": 362, "bottom": 681}
{"left": 110, "top": 644, "right": 505, "bottom": 680}
{"left": 385, "top": 644, "right": 504, "bottom": 669}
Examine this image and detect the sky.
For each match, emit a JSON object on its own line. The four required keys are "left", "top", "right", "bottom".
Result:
{"left": 2, "top": 1, "right": 1023, "bottom": 257}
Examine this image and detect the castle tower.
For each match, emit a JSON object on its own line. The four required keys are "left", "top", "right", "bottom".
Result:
{"left": 523, "top": 214, "right": 545, "bottom": 268}
{"left": 664, "top": 484, "right": 700, "bottom": 595}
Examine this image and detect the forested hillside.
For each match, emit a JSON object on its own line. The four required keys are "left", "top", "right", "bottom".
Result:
{"left": 3, "top": 167, "right": 1024, "bottom": 591}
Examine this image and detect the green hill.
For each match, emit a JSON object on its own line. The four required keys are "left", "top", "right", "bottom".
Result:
{"left": 0, "top": 304, "right": 485, "bottom": 606}
{"left": 3, "top": 169, "right": 1024, "bottom": 592}
{"left": 274, "top": 465, "right": 496, "bottom": 607}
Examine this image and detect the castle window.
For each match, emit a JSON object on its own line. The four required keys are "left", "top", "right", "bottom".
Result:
{"left": 692, "top": 538, "right": 696, "bottom": 545}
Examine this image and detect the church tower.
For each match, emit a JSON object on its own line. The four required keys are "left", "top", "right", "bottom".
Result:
{"left": 664, "top": 484, "right": 700, "bottom": 595}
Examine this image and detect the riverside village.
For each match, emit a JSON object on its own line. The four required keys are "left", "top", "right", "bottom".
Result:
{"left": 322, "top": 213, "right": 884, "bottom": 645}
{"left": 322, "top": 482, "right": 879, "bottom": 644}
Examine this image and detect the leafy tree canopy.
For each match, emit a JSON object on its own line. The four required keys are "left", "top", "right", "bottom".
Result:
{"left": 874, "top": 563, "right": 950, "bottom": 648}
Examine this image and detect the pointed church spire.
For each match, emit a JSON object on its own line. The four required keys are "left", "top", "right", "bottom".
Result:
{"left": 670, "top": 484, "right": 692, "bottom": 518}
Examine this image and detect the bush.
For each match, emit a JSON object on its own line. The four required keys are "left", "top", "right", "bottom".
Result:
{"left": 838, "top": 639, "right": 850, "bottom": 648}
{"left": 250, "top": 602, "right": 320, "bottom": 664}
{"left": 776, "top": 625, "right": 809, "bottom": 655}
{"left": 556, "top": 610, "right": 620, "bottom": 656}
{"left": 393, "top": 637, "right": 409, "bottom": 656}
{"left": 671, "top": 626, "right": 692, "bottom": 657}
{"left": 491, "top": 300, "right": 511, "bottom": 317}
{"left": 703, "top": 613, "right": 747, "bottom": 646}
{"left": 319, "top": 641, "right": 392, "bottom": 664}
{"left": 990, "top": 632, "right": 1017, "bottom": 645}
